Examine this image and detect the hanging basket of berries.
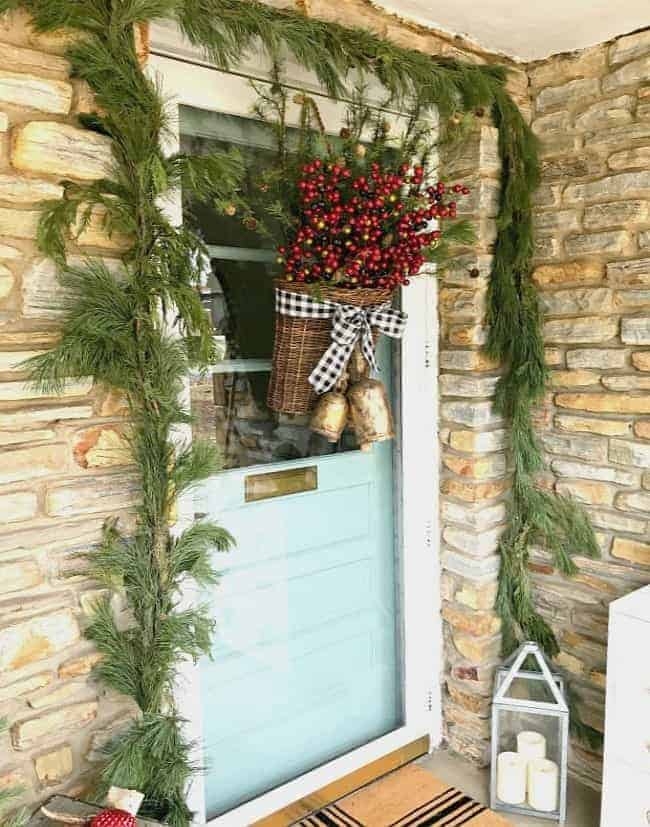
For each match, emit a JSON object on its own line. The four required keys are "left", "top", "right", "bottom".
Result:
{"left": 266, "top": 155, "right": 469, "bottom": 418}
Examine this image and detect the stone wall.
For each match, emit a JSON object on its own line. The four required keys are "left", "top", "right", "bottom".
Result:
{"left": 522, "top": 28, "right": 650, "bottom": 789}
{"left": 0, "top": 9, "right": 139, "bottom": 809}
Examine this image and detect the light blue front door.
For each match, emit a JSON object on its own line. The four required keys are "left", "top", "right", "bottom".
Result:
{"left": 182, "top": 106, "right": 402, "bottom": 819}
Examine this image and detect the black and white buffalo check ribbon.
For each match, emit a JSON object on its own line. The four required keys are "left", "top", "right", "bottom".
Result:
{"left": 276, "top": 287, "right": 408, "bottom": 394}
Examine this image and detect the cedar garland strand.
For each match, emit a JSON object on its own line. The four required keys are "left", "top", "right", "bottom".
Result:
{"left": 0, "top": 0, "right": 601, "bottom": 821}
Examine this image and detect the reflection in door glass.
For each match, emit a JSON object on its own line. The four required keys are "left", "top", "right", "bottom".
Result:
{"left": 180, "top": 105, "right": 365, "bottom": 469}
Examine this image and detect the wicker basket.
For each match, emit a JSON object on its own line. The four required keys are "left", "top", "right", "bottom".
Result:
{"left": 267, "top": 280, "right": 394, "bottom": 415}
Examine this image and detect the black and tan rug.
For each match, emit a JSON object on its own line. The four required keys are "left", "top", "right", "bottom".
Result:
{"left": 297, "top": 764, "right": 511, "bottom": 826}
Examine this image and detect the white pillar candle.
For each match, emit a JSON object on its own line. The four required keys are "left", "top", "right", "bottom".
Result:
{"left": 496, "top": 751, "right": 527, "bottom": 805}
{"left": 527, "top": 758, "right": 559, "bottom": 812}
{"left": 517, "top": 730, "right": 547, "bottom": 761}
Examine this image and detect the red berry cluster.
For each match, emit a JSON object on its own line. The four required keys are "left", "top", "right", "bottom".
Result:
{"left": 90, "top": 810, "right": 136, "bottom": 827}
{"left": 277, "top": 158, "right": 470, "bottom": 290}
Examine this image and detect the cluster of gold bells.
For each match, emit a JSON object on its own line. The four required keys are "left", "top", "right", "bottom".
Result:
{"left": 309, "top": 346, "right": 394, "bottom": 451}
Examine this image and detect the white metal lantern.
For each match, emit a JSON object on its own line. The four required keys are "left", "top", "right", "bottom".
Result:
{"left": 490, "top": 641, "right": 569, "bottom": 824}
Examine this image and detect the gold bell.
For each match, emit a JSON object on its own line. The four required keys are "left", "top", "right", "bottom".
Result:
{"left": 309, "top": 391, "right": 349, "bottom": 443}
{"left": 347, "top": 378, "right": 395, "bottom": 451}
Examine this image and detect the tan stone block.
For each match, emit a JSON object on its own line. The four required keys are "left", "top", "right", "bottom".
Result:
{"left": 610, "top": 29, "right": 650, "bottom": 65}
{"left": 447, "top": 324, "right": 488, "bottom": 346}
{"left": 611, "top": 538, "right": 650, "bottom": 566}
{"left": 616, "top": 490, "right": 650, "bottom": 512}
{"left": 448, "top": 429, "right": 506, "bottom": 453}
{"left": 634, "top": 421, "right": 650, "bottom": 439}
{"left": 0, "top": 42, "right": 68, "bottom": 75}
{"left": 565, "top": 171, "right": 650, "bottom": 204}
{"left": 447, "top": 680, "right": 491, "bottom": 716}
{"left": 607, "top": 257, "right": 650, "bottom": 286}
{"left": 555, "top": 415, "right": 631, "bottom": 437}
{"left": 441, "top": 479, "right": 508, "bottom": 503}
{"left": 532, "top": 261, "right": 604, "bottom": 287}
{"left": 0, "top": 671, "right": 52, "bottom": 702}
{"left": 452, "top": 631, "right": 501, "bottom": 665}
{"left": 28, "top": 680, "right": 90, "bottom": 709}
{"left": 555, "top": 651, "right": 583, "bottom": 675}
{"left": 542, "top": 288, "right": 613, "bottom": 317}
{"left": 440, "top": 374, "right": 498, "bottom": 398}
{"left": 0, "top": 379, "right": 92, "bottom": 402}
{"left": 584, "top": 199, "right": 650, "bottom": 229}
{"left": 0, "top": 443, "right": 68, "bottom": 484}
{"left": 609, "top": 438, "right": 650, "bottom": 467}
{"left": 0, "top": 263, "right": 14, "bottom": 300}
{"left": 0, "top": 558, "right": 42, "bottom": 595}
{"left": 0, "top": 207, "right": 40, "bottom": 239}
{"left": 455, "top": 580, "right": 498, "bottom": 611}
{"left": 443, "top": 604, "right": 500, "bottom": 637}
{"left": 439, "top": 350, "right": 499, "bottom": 372}
{"left": 73, "top": 426, "right": 131, "bottom": 469}
{"left": 11, "top": 700, "right": 97, "bottom": 749}
{"left": 443, "top": 525, "right": 504, "bottom": 558}
{"left": 0, "top": 112, "right": 8, "bottom": 132}
{"left": 603, "top": 55, "right": 650, "bottom": 94}
{"left": 0, "top": 610, "right": 80, "bottom": 672}
{"left": 12, "top": 122, "right": 113, "bottom": 181}
{"left": 608, "top": 147, "right": 650, "bottom": 172}
{"left": 592, "top": 509, "right": 646, "bottom": 534}
{"left": 602, "top": 375, "right": 650, "bottom": 391}
{"left": 552, "top": 458, "right": 636, "bottom": 486}
{"left": 0, "top": 70, "right": 71, "bottom": 114}
{"left": 529, "top": 46, "right": 606, "bottom": 88}
{"left": 58, "top": 651, "right": 102, "bottom": 679}
{"left": 0, "top": 174, "right": 63, "bottom": 204}
{"left": 544, "top": 348, "right": 564, "bottom": 367}
{"left": 575, "top": 95, "right": 635, "bottom": 131}
{"left": 0, "top": 405, "right": 92, "bottom": 428}
{"left": 443, "top": 452, "right": 505, "bottom": 480}
{"left": 622, "top": 317, "right": 650, "bottom": 345}
{"left": 565, "top": 231, "right": 633, "bottom": 258}
{"left": 542, "top": 433, "right": 607, "bottom": 463}
{"left": 439, "top": 287, "right": 486, "bottom": 320}
{"left": 544, "top": 317, "right": 618, "bottom": 345}
{"left": 536, "top": 78, "right": 600, "bottom": 113}
{"left": 589, "top": 670, "right": 607, "bottom": 690}
{"left": 555, "top": 393, "right": 650, "bottom": 414}
{"left": 0, "top": 490, "right": 38, "bottom": 524}
{"left": 34, "top": 744, "right": 73, "bottom": 785}
{"left": 440, "top": 400, "right": 502, "bottom": 428}
{"left": 567, "top": 349, "right": 626, "bottom": 370}
{"left": 442, "top": 501, "right": 506, "bottom": 531}
{"left": 445, "top": 701, "right": 491, "bottom": 740}
{"left": 46, "top": 473, "right": 140, "bottom": 518}
{"left": 632, "top": 352, "right": 650, "bottom": 371}
{"left": 550, "top": 370, "right": 600, "bottom": 388}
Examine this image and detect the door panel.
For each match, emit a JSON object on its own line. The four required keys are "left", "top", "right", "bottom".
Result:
{"left": 195, "top": 347, "right": 401, "bottom": 818}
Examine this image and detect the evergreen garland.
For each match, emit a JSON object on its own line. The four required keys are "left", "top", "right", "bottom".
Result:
{"left": 0, "top": 0, "right": 601, "bottom": 820}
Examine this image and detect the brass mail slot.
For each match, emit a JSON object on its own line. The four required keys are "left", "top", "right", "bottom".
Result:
{"left": 245, "top": 466, "right": 318, "bottom": 502}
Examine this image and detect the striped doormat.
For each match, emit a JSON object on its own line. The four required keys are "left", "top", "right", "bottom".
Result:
{"left": 297, "top": 764, "right": 511, "bottom": 826}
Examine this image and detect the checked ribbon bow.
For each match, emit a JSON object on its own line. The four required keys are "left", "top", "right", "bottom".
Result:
{"left": 275, "top": 288, "right": 408, "bottom": 395}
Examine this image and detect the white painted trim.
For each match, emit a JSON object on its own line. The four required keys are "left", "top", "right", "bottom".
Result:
{"left": 151, "top": 31, "right": 440, "bottom": 826}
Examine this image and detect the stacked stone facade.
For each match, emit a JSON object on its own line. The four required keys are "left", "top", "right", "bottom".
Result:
{"left": 0, "top": 8, "right": 139, "bottom": 809}
{"left": 525, "top": 28, "right": 650, "bottom": 788}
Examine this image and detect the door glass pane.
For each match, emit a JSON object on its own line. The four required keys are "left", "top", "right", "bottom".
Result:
{"left": 180, "top": 105, "right": 367, "bottom": 469}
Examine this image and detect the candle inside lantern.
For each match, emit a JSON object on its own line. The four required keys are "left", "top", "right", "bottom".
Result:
{"left": 496, "top": 751, "right": 527, "bottom": 805}
{"left": 517, "top": 730, "right": 546, "bottom": 761}
{"left": 527, "top": 758, "right": 559, "bottom": 812}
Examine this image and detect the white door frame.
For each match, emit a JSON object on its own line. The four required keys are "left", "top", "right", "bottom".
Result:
{"left": 150, "top": 26, "right": 442, "bottom": 827}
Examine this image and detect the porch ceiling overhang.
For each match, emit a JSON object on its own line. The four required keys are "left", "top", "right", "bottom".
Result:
{"left": 374, "top": 0, "right": 650, "bottom": 61}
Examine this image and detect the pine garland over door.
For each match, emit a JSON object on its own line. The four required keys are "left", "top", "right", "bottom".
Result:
{"left": 0, "top": 0, "right": 600, "bottom": 822}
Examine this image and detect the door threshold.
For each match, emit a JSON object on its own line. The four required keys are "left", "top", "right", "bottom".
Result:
{"left": 252, "top": 735, "right": 430, "bottom": 826}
